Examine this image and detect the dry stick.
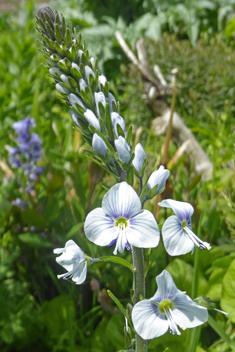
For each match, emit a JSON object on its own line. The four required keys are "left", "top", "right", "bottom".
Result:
{"left": 116, "top": 31, "right": 213, "bottom": 180}
{"left": 115, "top": 31, "right": 160, "bottom": 88}
{"left": 161, "top": 68, "right": 178, "bottom": 166}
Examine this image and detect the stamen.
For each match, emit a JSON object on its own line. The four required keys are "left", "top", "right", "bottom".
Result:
{"left": 184, "top": 226, "right": 211, "bottom": 250}
{"left": 163, "top": 307, "right": 181, "bottom": 335}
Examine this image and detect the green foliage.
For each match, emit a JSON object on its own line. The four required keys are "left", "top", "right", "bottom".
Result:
{"left": 0, "top": 0, "right": 235, "bottom": 352}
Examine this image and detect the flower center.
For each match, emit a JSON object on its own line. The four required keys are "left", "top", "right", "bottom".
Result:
{"left": 156, "top": 299, "right": 181, "bottom": 335}
{"left": 158, "top": 299, "right": 174, "bottom": 313}
{"left": 115, "top": 217, "right": 128, "bottom": 229}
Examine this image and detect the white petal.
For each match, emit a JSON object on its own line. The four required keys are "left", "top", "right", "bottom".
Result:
{"left": 127, "top": 210, "right": 160, "bottom": 248}
{"left": 53, "top": 247, "right": 64, "bottom": 254}
{"left": 162, "top": 216, "right": 195, "bottom": 255}
{"left": 65, "top": 240, "right": 85, "bottom": 258}
{"left": 132, "top": 300, "right": 168, "bottom": 339}
{"left": 102, "top": 182, "right": 141, "bottom": 219}
{"left": 159, "top": 199, "right": 194, "bottom": 221}
{"left": 153, "top": 270, "right": 180, "bottom": 301}
{"left": 72, "top": 262, "right": 87, "bottom": 284}
{"left": 84, "top": 208, "right": 117, "bottom": 246}
{"left": 172, "top": 293, "right": 208, "bottom": 329}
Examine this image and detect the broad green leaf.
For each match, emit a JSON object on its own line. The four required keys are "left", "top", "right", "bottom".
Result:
{"left": 166, "top": 259, "right": 208, "bottom": 296}
{"left": 221, "top": 258, "right": 235, "bottom": 322}
{"left": 21, "top": 208, "right": 47, "bottom": 229}
{"left": 18, "top": 233, "right": 52, "bottom": 248}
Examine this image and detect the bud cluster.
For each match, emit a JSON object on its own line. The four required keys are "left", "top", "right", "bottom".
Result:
{"left": 36, "top": 7, "right": 134, "bottom": 181}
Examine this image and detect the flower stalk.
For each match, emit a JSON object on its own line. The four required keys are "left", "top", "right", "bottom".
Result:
{"left": 132, "top": 247, "right": 147, "bottom": 352}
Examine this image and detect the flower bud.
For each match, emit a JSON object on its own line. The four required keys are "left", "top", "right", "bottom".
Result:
{"left": 68, "top": 93, "right": 86, "bottom": 110}
{"left": 84, "top": 109, "right": 100, "bottom": 130}
{"left": 147, "top": 165, "right": 170, "bottom": 195}
{"left": 132, "top": 143, "right": 146, "bottom": 173}
{"left": 92, "top": 133, "right": 108, "bottom": 158}
{"left": 115, "top": 136, "right": 131, "bottom": 164}
{"left": 111, "top": 112, "right": 126, "bottom": 137}
{"left": 98, "top": 75, "right": 107, "bottom": 88}
{"left": 95, "top": 92, "right": 106, "bottom": 117}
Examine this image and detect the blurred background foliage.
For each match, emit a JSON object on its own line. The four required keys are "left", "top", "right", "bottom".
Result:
{"left": 0, "top": 0, "right": 235, "bottom": 351}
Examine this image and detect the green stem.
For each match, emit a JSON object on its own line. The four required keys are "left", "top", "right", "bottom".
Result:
{"left": 132, "top": 247, "right": 147, "bottom": 352}
{"left": 208, "top": 315, "right": 235, "bottom": 352}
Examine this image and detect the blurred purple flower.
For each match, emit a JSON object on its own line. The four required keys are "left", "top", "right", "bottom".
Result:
{"left": 7, "top": 116, "right": 44, "bottom": 206}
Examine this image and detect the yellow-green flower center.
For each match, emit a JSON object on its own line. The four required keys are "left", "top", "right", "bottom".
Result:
{"left": 158, "top": 299, "right": 174, "bottom": 313}
{"left": 115, "top": 217, "right": 128, "bottom": 229}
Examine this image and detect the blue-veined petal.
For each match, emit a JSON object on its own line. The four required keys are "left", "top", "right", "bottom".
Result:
{"left": 71, "top": 262, "right": 87, "bottom": 284}
{"left": 84, "top": 208, "right": 117, "bottom": 246}
{"left": 172, "top": 293, "right": 208, "bottom": 328}
{"left": 102, "top": 182, "right": 141, "bottom": 219}
{"left": 132, "top": 300, "right": 168, "bottom": 339}
{"left": 154, "top": 270, "right": 180, "bottom": 301}
{"left": 127, "top": 210, "right": 160, "bottom": 248}
{"left": 159, "top": 199, "right": 194, "bottom": 221}
{"left": 162, "top": 215, "right": 195, "bottom": 255}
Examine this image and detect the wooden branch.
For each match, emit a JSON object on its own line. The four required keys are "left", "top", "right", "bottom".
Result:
{"left": 115, "top": 31, "right": 213, "bottom": 180}
{"left": 152, "top": 110, "right": 213, "bottom": 180}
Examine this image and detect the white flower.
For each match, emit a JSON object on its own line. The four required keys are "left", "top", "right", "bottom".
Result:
{"left": 147, "top": 165, "right": 170, "bottom": 194}
{"left": 115, "top": 136, "right": 131, "bottom": 164}
{"left": 53, "top": 240, "right": 87, "bottom": 284}
{"left": 132, "top": 270, "right": 208, "bottom": 340}
{"left": 159, "top": 199, "right": 211, "bottom": 255}
{"left": 133, "top": 143, "right": 146, "bottom": 173}
{"left": 84, "top": 182, "right": 160, "bottom": 255}
{"left": 92, "top": 133, "right": 108, "bottom": 158}
{"left": 84, "top": 109, "right": 101, "bottom": 130}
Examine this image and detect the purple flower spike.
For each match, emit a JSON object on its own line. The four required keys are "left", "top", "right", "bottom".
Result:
{"left": 159, "top": 199, "right": 211, "bottom": 255}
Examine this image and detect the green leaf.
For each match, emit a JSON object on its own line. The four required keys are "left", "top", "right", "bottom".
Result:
{"left": 221, "top": 258, "right": 235, "bottom": 322}
{"left": 107, "top": 290, "right": 128, "bottom": 320}
{"left": 18, "top": 233, "right": 53, "bottom": 248}
{"left": 100, "top": 256, "right": 134, "bottom": 271}
{"left": 21, "top": 208, "right": 47, "bottom": 229}
{"left": 166, "top": 259, "right": 208, "bottom": 296}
